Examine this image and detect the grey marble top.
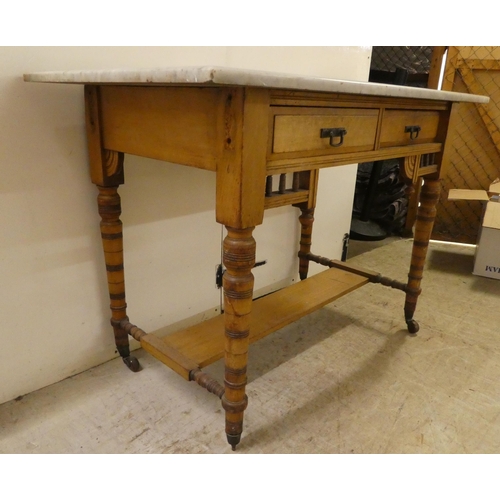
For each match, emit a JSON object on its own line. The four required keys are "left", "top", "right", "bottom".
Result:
{"left": 24, "top": 66, "right": 489, "bottom": 104}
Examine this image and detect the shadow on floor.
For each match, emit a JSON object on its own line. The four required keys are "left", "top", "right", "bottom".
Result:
{"left": 426, "top": 248, "right": 475, "bottom": 276}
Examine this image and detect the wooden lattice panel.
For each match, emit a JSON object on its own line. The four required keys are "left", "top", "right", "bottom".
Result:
{"left": 432, "top": 46, "right": 500, "bottom": 243}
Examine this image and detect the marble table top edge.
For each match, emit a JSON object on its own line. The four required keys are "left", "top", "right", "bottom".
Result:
{"left": 23, "top": 65, "right": 490, "bottom": 104}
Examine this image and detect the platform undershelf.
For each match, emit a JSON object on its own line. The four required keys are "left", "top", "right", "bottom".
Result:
{"left": 141, "top": 267, "right": 369, "bottom": 378}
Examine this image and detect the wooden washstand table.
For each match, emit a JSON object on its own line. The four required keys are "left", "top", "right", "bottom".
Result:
{"left": 24, "top": 67, "right": 488, "bottom": 450}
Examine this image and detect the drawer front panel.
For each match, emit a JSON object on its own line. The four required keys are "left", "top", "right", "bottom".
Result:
{"left": 272, "top": 109, "right": 379, "bottom": 155}
{"left": 380, "top": 110, "right": 440, "bottom": 147}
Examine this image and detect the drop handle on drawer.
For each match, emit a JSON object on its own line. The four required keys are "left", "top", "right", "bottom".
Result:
{"left": 320, "top": 127, "right": 347, "bottom": 147}
{"left": 405, "top": 125, "right": 421, "bottom": 140}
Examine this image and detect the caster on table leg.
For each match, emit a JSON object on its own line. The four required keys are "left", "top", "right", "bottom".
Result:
{"left": 123, "top": 355, "right": 141, "bottom": 372}
{"left": 406, "top": 319, "right": 419, "bottom": 334}
{"left": 226, "top": 433, "right": 241, "bottom": 451}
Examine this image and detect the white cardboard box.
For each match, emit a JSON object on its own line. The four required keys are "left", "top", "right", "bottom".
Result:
{"left": 448, "top": 181, "right": 500, "bottom": 279}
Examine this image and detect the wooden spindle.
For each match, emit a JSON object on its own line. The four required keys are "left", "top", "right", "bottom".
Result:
{"left": 119, "top": 318, "right": 147, "bottom": 342}
{"left": 292, "top": 172, "right": 300, "bottom": 192}
{"left": 305, "top": 252, "right": 409, "bottom": 292}
{"left": 279, "top": 173, "right": 286, "bottom": 194}
{"left": 265, "top": 175, "right": 273, "bottom": 197}
{"left": 190, "top": 369, "right": 225, "bottom": 399}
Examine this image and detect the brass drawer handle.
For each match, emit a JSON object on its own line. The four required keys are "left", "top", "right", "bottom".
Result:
{"left": 320, "top": 127, "right": 347, "bottom": 147}
{"left": 405, "top": 125, "right": 421, "bottom": 140}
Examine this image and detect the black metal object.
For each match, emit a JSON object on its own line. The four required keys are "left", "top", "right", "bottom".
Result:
{"left": 123, "top": 356, "right": 141, "bottom": 372}
{"left": 215, "top": 264, "right": 224, "bottom": 289}
{"left": 320, "top": 127, "right": 347, "bottom": 147}
{"left": 216, "top": 261, "right": 267, "bottom": 289}
{"left": 253, "top": 260, "right": 267, "bottom": 269}
{"left": 341, "top": 233, "right": 349, "bottom": 262}
{"left": 405, "top": 125, "right": 421, "bottom": 140}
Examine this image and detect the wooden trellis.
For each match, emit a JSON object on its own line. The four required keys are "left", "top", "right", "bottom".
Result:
{"left": 430, "top": 46, "right": 500, "bottom": 243}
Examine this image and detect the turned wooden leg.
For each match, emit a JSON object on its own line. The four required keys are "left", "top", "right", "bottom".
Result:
{"left": 404, "top": 178, "right": 440, "bottom": 334}
{"left": 298, "top": 208, "right": 315, "bottom": 280}
{"left": 97, "top": 185, "right": 140, "bottom": 372}
{"left": 402, "top": 178, "right": 422, "bottom": 237}
{"left": 221, "top": 227, "right": 255, "bottom": 450}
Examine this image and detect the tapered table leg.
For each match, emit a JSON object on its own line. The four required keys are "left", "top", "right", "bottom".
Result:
{"left": 404, "top": 178, "right": 441, "bottom": 334}
{"left": 97, "top": 185, "right": 140, "bottom": 372}
{"left": 221, "top": 227, "right": 256, "bottom": 450}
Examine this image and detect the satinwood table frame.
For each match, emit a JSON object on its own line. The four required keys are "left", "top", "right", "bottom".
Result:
{"left": 24, "top": 67, "right": 488, "bottom": 450}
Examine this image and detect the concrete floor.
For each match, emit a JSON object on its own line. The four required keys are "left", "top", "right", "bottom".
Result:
{"left": 2, "top": 237, "right": 500, "bottom": 454}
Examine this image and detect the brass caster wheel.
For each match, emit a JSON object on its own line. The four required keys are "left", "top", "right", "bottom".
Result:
{"left": 406, "top": 319, "right": 419, "bottom": 334}
{"left": 123, "top": 356, "right": 141, "bottom": 372}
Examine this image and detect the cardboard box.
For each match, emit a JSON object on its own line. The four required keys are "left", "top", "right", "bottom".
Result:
{"left": 448, "top": 180, "right": 500, "bottom": 279}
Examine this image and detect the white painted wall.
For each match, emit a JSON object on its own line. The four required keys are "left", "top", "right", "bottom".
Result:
{"left": 0, "top": 47, "right": 371, "bottom": 404}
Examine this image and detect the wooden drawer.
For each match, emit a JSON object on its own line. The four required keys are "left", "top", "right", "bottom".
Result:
{"left": 272, "top": 108, "right": 379, "bottom": 155}
{"left": 380, "top": 110, "right": 441, "bottom": 147}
